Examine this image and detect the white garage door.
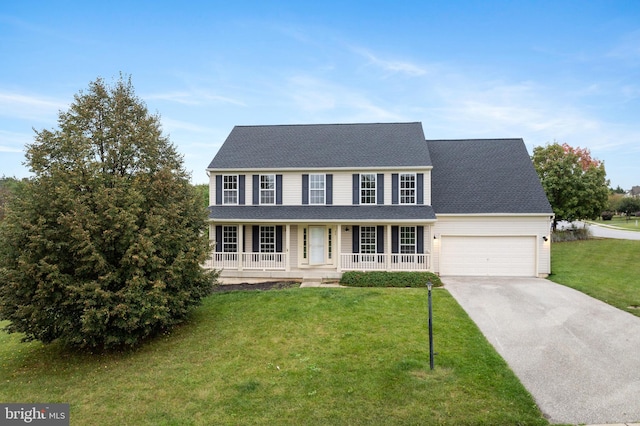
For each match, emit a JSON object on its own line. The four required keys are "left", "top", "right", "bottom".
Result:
{"left": 440, "top": 236, "right": 537, "bottom": 276}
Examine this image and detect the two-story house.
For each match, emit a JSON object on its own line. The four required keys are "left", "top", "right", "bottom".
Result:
{"left": 206, "top": 122, "right": 553, "bottom": 281}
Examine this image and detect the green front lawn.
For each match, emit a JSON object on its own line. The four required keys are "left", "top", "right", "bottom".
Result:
{"left": 550, "top": 239, "right": 640, "bottom": 315}
{"left": 0, "top": 288, "right": 547, "bottom": 425}
{"left": 591, "top": 216, "right": 640, "bottom": 231}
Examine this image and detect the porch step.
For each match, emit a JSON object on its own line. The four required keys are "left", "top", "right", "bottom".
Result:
{"left": 300, "top": 279, "right": 344, "bottom": 288}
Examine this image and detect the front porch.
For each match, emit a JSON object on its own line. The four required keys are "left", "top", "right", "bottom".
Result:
{"left": 205, "top": 222, "right": 432, "bottom": 281}
{"left": 203, "top": 251, "right": 430, "bottom": 272}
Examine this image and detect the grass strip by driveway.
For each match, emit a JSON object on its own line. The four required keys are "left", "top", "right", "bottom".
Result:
{"left": 0, "top": 288, "right": 547, "bottom": 425}
{"left": 590, "top": 217, "right": 640, "bottom": 232}
{"left": 550, "top": 239, "right": 640, "bottom": 316}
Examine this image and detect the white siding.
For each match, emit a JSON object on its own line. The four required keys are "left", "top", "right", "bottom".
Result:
{"left": 432, "top": 215, "right": 551, "bottom": 277}
{"left": 332, "top": 173, "right": 353, "bottom": 205}
{"left": 209, "top": 174, "right": 216, "bottom": 207}
{"left": 289, "top": 225, "right": 298, "bottom": 266}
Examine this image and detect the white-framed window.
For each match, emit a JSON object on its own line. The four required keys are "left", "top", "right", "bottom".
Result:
{"left": 400, "top": 173, "right": 416, "bottom": 204}
{"left": 222, "top": 226, "right": 238, "bottom": 253}
{"left": 309, "top": 174, "right": 325, "bottom": 204}
{"left": 400, "top": 226, "right": 416, "bottom": 254}
{"left": 260, "top": 174, "right": 275, "bottom": 204}
{"left": 260, "top": 226, "right": 275, "bottom": 253}
{"left": 360, "top": 226, "right": 377, "bottom": 260}
{"left": 360, "top": 173, "right": 376, "bottom": 204}
{"left": 223, "top": 175, "right": 238, "bottom": 204}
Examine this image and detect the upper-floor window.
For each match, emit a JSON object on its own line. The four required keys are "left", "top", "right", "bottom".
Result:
{"left": 260, "top": 174, "right": 275, "bottom": 204}
{"left": 223, "top": 175, "right": 238, "bottom": 204}
{"left": 400, "top": 173, "right": 416, "bottom": 204}
{"left": 360, "top": 173, "right": 376, "bottom": 204}
{"left": 309, "top": 174, "right": 325, "bottom": 204}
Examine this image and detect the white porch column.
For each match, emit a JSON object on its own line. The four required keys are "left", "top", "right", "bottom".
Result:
{"left": 386, "top": 224, "right": 392, "bottom": 271}
{"left": 285, "top": 224, "right": 291, "bottom": 271}
{"left": 337, "top": 224, "right": 342, "bottom": 273}
{"left": 238, "top": 224, "right": 244, "bottom": 271}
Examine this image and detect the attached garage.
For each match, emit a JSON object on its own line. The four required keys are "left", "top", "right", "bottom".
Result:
{"left": 439, "top": 235, "right": 537, "bottom": 277}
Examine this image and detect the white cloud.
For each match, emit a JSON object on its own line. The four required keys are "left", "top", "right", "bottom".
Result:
{"left": 285, "top": 75, "right": 404, "bottom": 122}
{"left": 0, "top": 91, "right": 64, "bottom": 122}
{"left": 145, "top": 90, "right": 246, "bottom": 106}
{"left": 352, "top": 47, "right": 429, "bottom": 77}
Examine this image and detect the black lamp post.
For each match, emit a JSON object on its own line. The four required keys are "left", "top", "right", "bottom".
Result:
{"left": 427, "top": 279, "right": 434, "bottom": 370}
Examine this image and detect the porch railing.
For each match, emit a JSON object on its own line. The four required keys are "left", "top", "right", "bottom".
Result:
{"left": 340, "top": 253, "right": 430, "bottom": 271}
{"left": 204, "top": 252, "right": 429, "bottom": 272}
{"left": 204, "top": 252, "right": 286, "bottom": 270}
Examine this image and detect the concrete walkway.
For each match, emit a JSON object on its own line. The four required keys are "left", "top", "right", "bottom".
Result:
{"left": 444, "top": 276, "right": 640, "bottom": 425}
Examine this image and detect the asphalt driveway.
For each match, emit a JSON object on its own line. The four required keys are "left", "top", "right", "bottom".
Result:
{"left": 444, "top": 276, "right": 640, "bottom": 425}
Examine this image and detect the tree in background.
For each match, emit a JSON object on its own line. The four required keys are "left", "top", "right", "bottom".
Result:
{"left": 0, "top": 76, "right": 215, "bottom": 351}
{"left": 610, "top": 185, "right": 626, "bottom": 194}
{"left": 532, "top": 142, "right": 609, "bottom": 230}
{"left": 618, "top": 197, "right": 640, "bottom": 219}
{"left": 194, "top": 183, "right": 210, "bottom": 211}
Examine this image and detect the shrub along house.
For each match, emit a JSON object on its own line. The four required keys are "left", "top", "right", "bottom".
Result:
{"left": 205, "top": 122, "right": 553, "bottom": 281}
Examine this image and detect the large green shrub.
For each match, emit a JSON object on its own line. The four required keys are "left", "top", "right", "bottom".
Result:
{"left": 0, "top": 76, "right": 216, "bottom": 351}
{"left": 340, "top": 271, "right": 442, "bottom": 288}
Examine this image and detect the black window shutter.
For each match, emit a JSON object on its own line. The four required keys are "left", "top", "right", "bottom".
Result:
{"left": 392, "top": 173, "right": 399, "bottom": 204}
{"left": 352, "top": 225, "right": 360, "bottom": 253}
{"left": 253, "top": 175, "right": 259, "bottom": 205}
{"left": 252, "top": 226, "right": 259, "bottom": 252}
{"left": 302, "top": 174, "right": 309, "bottom": 205}
{"left": 376, "top": 226, "right": 384, "bottom": 253}
{"left": 276, "top": 175, "right": 283, "bottom": 204}
{"left": 352, "top": 174, "right": 359, "bottom": 205}
{"left": 391, "top": 226, "right": 399, "bottom": 254}
{"left": 238, "top": 175, "right": 245, "bottom": 205}
{"left": 215, "top": 225, "right": 222, "bottom": 252}
{"left": 276, "top": 226, "right": 283, "bottom": 252}
{"left": 417, "top": 226, "right": 424, "bottom": 254}
{"left": 242, "top": 225, "right": 246, "bottom": 253}
{"left": 326, "top": 174, "right": 333, "bottom": 205}
{"left": 377, "top": 174, "right": 384, "bottom": 204}
{"left": 215, "top": 175, "right": 222, "bottom": 205}
{"left": 417, "top": 173, "right": 424, "bottom": 205}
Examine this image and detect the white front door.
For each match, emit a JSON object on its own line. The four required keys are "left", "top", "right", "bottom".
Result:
{"left": 309, "top": 226, "right": 325, "bottom": 265}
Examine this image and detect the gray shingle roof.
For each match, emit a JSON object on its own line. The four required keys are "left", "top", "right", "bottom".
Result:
{"left": 428, "top": 139, "right": 553, "bottom": 214}
{"left": 208, "top": 122, "right": 431, "bottom": 169}
{"left": 208, "top": 205, "right": 436, "bottom": 222}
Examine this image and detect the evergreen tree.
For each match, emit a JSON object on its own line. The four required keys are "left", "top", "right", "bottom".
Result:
{"left": 0, "top": 76, "right": 215, "bottom": 350}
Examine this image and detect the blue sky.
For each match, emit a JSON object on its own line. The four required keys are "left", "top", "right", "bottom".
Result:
{"left": 1, "top": 1, "right": 639, "bottom": 189}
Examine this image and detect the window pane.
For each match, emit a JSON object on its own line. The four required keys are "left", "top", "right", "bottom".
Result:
{"left": 400, "top": 174, "right": 415, "bottom": 204}
{"left": 361, "top": 174, "right": 376, "bottom": 204}
{"left": 222, "top": 226, "right": 237, "bottom": 253}
{"left": 223, "top": 175, "right": 238, "bottom": 204}
{"left": 400, "top": 226, "right": 416, "bottom": 254}
{"left": 360, "top": 226, "right": 377, "bottom": 254}
{"left": 260, "top": 175, "right": 275, "bottom": 204}
{"left": 260, "top": 226, "right": 275, "bottom": 253}
{"left": 309, "top": 174, "right": 325, "bottom": 204}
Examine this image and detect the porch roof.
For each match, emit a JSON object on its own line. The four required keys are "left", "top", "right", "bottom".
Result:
{"left": 208, "top": 205, "right": 436, "bottom": 223}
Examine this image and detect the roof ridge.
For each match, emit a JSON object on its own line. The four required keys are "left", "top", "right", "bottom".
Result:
{"left": 234, "top": 122, "right": 422, "bottom": 128}
{"left": 426, "top": 138, "right": 523, "bottom": 142}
